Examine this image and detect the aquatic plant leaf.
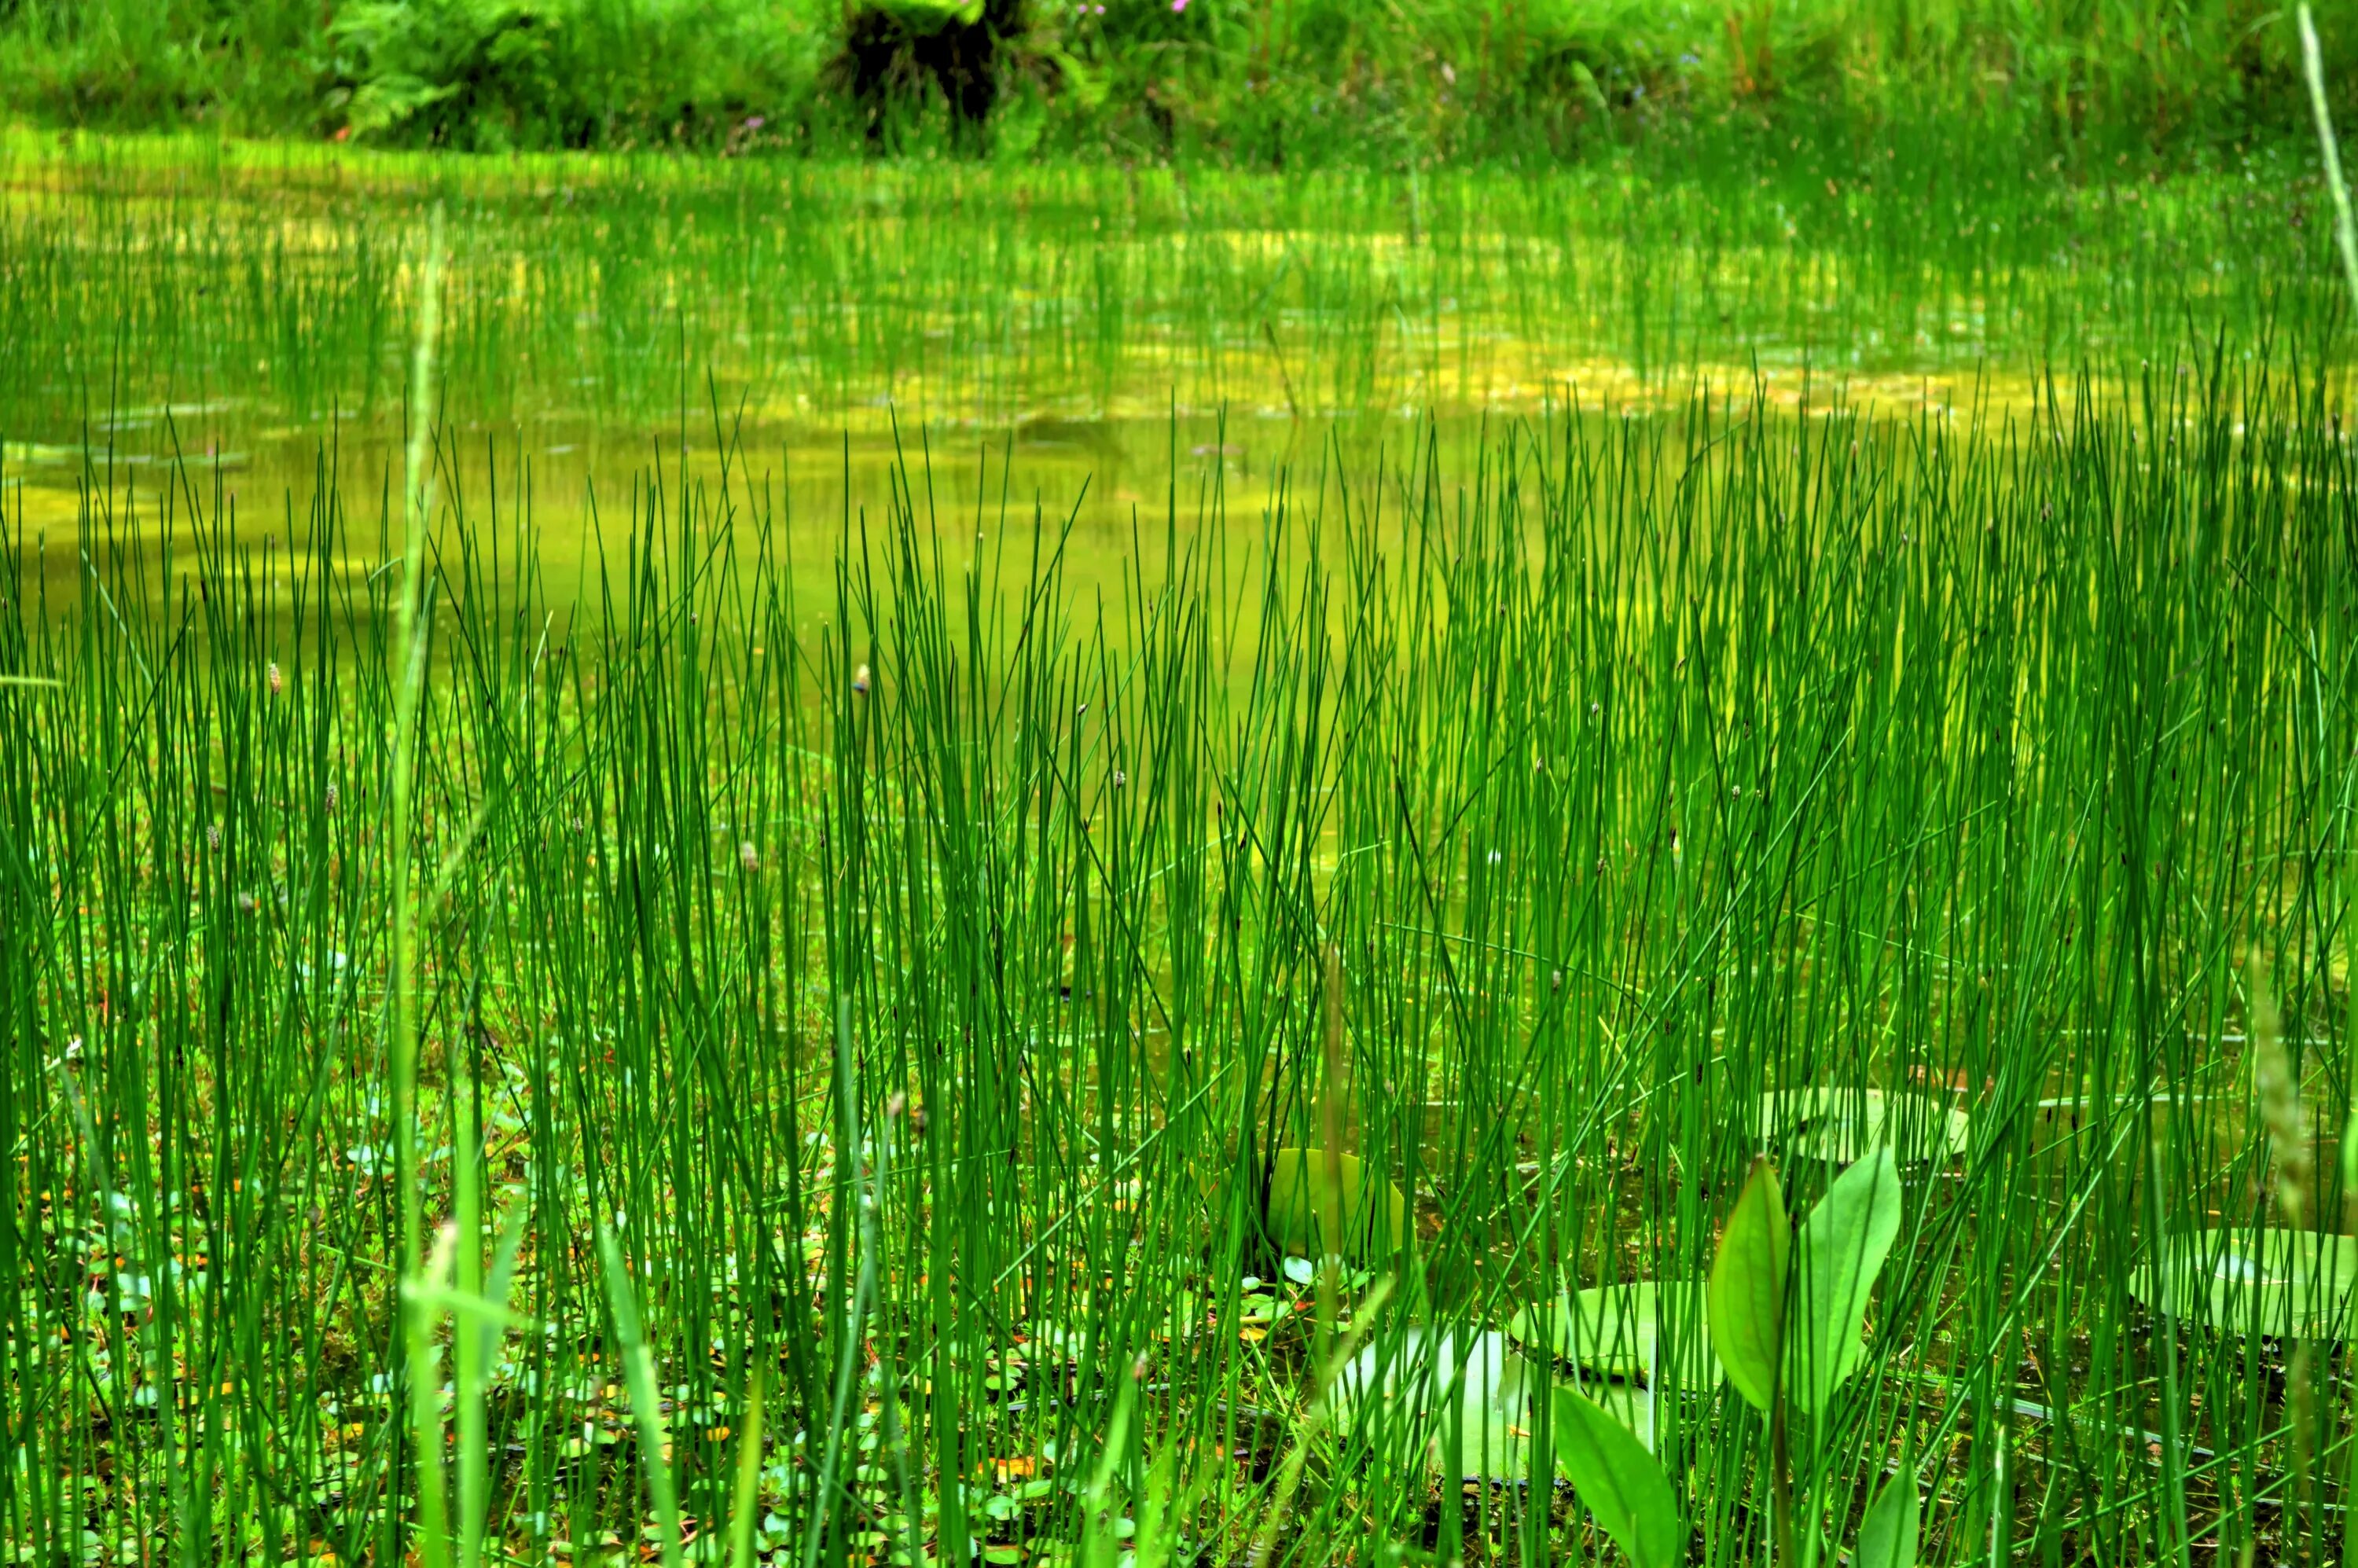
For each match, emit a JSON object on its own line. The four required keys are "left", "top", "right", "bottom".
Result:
{"left": 1436, "top": 1332, "right": 1535, "bottom": 1482}
{"left": 1264, "top": 1148, "right": 1409, "bottom": 1261}
{"left": 2128, "top": 1229, "right": 2358, "bottom": 1340}
{"left": 1759, "top": 1089, "right": 1970, "bottom": 1164}
{"left": 1709, "top": 1155, "right": 1789, "bottom": 1412}
{"left": 1332, "top": 1327, "right": 1534, "bottom": 1481}
{"left": 1552, "top": 1384, "right": 1681, "bottom": 1568}
{"left": 1855, "top": 1467, "right": 1921, "bottom": 1568}
{"left": 1789, "top": 1148, "right": 1904, "bottom": 1413}
{"left": 1507, "top": 1280, "right": 1714, "bottom": 1386}
{"left": 1575, "top": 1376, "right": 1656, "bottom": 1453}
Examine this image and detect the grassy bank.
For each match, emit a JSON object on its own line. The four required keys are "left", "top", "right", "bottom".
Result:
{"left": 2, "top": 0, "right": 2353, "bottom": 163}
{"left": 6, "top": 356, "right": 2356, "bottom": 1561}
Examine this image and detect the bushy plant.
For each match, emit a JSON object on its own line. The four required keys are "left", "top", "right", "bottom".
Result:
{"left": 0, "top": 0, "right": 321, "bottom": 127}
{"left": 826, "top": 0, "right": 1023, "bottom": 145}
{"left": 328, "top": 0, "right": 578, "bottom": 147}
{"left": 0, "top": 0, "right": 2351, "bottom": 159}
{"left": 320, "top": 0, "right": 835, "bottom": 149}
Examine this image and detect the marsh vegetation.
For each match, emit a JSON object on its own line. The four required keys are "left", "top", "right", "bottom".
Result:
{"left": 6, "top": 28, "right": 2358, "bottom": 1568}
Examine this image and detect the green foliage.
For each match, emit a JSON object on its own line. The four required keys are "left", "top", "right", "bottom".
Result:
{"left": 873, "top": 0, "right": 984, "bottom": 28}
{"left": 2, "top": 134, "right": 2356, "bottom": 1558}
{"left": 1757, "top": 1088, "right": 1971, "bottom": 1166}
{"left": 596, "top": 1223, "right": 685, "bottom": 1568}
{"left": 2128, "top": 1230, "right": 2358, "bottom": 1340}
{"left": 324, "top": 0, "right": 835, "bottom": 148}
{"left": 1708, "top": 1156, "right": 1790, "bottom": 1414}
{"left": 1855, "top": 1466, "right": 1922, "bottom": 1568}
{"left": 1263, "top": 1148, "right": 1411, "bottom": 1262}
{"left": 0, "top": 0, "right": 323, "bottom": 127}
{"left": 1788, "top": 1149, "right": 1904, "bottom": 1414}
{"left": 1552, "top": 1384, "right": 1683, "bottom": 1568}
{"left": 1507, "top": 1280, "right": 1714, "bottom": 1386}
{"left": 329, "top": 0, "right": 575, "bottom": 145}
{"left": 1709, "top": 1150, "right": 1906, "bottom": 1420}
{"left": 0, "top": 0, "right": 2352, "bottom": 158}
{"left": 7, "top": 354, "right": 2354, "bottom": 1559}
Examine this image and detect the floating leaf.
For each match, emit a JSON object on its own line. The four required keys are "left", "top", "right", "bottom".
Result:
{"left": 1552, "top": 1385, "right": 1682, "bottom": 1568}
{"left": 1507, "top": 1280, "right": 1714, "bottom": 1387}
{"left": 1789, "top": 1148, "right": 1904, "bottom": 1413}
{"left": 1575, "top": 1375, "right": 1657, "bottom": 1453}
{"left": 1759, "top": 1089, "right": 1969, "bottom": 1164}
{"left": 1265, "top": 1148, "right": 1409, "bottom": 1261}
{"left": 1434, "top": 1332, "right": 1535, "bottom": 1482}
{"left": 2128, "top": 1229, "right": 2358, "bottom": 1340}
{"left": 1333, "top": 1327, "right": 1535, "bottom": 1481}
{"left": 1709, "top": 1155, "right": 1789, "bottom": 1413}
{"left": 1855, "top": 1466, "right": 1921, "bottom": 1568}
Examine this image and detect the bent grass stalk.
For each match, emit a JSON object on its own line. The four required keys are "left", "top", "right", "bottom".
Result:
{"left": 392, "top": 203, "right": 450, "bottom": 1568}
{"left": 597, "top": 1221, "right": 685, "bottom": 1568}
{"left": 2299, "top": 20, "right": 2358, "bottom": 1566}
{"left": 2301, "top": 5, "right": 2358, "bottom": 320}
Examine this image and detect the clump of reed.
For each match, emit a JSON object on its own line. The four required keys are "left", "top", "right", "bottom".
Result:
{"left": 4, "top": 340, "right": 2355, "bottom": 1562}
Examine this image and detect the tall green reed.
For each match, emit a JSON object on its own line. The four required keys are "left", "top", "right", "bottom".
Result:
{"left": 2, "top": 354, "right": 2355, "bottom": 1563}
{"left": 391, "top": 200, "right": 450, "bottom": 1568}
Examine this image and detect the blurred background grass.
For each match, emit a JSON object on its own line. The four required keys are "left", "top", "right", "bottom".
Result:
{"left": 0, "top": 0, "right": 2350, "bottom": 164}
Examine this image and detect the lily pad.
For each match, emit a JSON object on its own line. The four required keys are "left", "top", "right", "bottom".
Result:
{"left": 1265, "top": 1148, "right": 1410, "bottom": 1261}
{"left": 1572, "top": 1375, "right": 1657, "bottom": 1454}
{"left": 1506, "top": 1280, "right": 1714, "bottom": 1387}
{"left": 1333, "top": 1327, "right": 1537, "bottom": 1480}
{"left": 1337, "top": 1327, "right": 1658, "bottom": 1473}
{"left": 2128, "top": 1229, "right": 2358, "bottom": 1339}
{"left": 1758, "top": 1089, "right": 1970, "bottom": 1165}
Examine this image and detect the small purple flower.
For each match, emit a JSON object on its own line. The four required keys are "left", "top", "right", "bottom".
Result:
{"left": 743, "top": 115, "right": 766, "bottom": 131}
{"left": 1172, "top": 0, "right": 1188, "bottom": 12}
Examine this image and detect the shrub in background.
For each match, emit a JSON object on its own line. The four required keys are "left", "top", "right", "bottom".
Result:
{"left": 0, "top": 0, "right": 2348, "bottom": 160}
{"left": 0, "top": 0, "right": 323, "bottom": 129}
{"left": 828, "top": 0, "right": 1038, "bottom": 144}
{"left": 322, "top": 0, "right": 836, "bottom": 149}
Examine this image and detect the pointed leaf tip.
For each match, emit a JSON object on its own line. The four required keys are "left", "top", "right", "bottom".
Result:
{"left": 1791, "top": 1146, "right": 1904, "bottom": 1412}
{"left": 1708, "top": 1154, "right": 1789, "bottom": 1413}
{"left": 1552, "top": 1385, "right": 1681, "bottom": 1568}
{"left": 1855, "top": 1466, "right": 1921, "bottom": 1568}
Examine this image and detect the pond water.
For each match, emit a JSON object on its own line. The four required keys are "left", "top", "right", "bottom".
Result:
{"left": 1, "top": 130, "right": 2339, "bottom": 612}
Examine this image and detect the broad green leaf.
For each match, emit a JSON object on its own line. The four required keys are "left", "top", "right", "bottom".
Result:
{"left": 1265, "top": 1148, "right": 1410, "bottom": 1262}
{"left": 1578, "top": 1376, "right": 1656, "bottom": 1453}
{"left": 1508, "top": 1280, "right": 1715, "bottom": 1386}
{"left": 1433, "top": 1332, "right": 1535, "bottom": 1482}
{"left": 1333, "top": 1327, "right": 1535, "bottom": 1481}
{"left": 1854, "top": 1467, "right": 1921, "bottom": 1568}
{"left": 1759, "top": 1089, "right": 1970, "bottom": 1165}
{"left": 1552, "top": 1385, "right": 1682, "bottom": 1568}
{"left": 1709, "top": 1155, "right": 1790, "bottom": 1412}
{"left": 1789, "top": 1148, "right": 1904, "bottom": 1412}
{"left": 2128, "top": 1229, "right": 2358, "bottom": 1340}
